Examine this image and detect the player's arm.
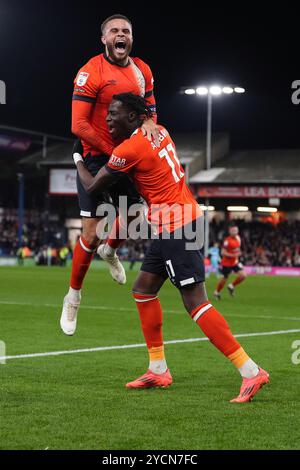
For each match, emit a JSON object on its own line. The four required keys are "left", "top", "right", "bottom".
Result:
{"left": 72, "top": 64, "right": 103, "bottom": 152}
{"left": 74, "top": 139, "right": 136, "bottom": 194}
{"left": 72, "top": 100, "right": 103, "bottom": 151}
{"left": 74, "top": 154, "right": 117, "bottom": 194}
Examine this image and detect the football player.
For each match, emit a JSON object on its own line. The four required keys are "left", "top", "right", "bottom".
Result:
{"left": 214, "top": 224, "right": 247, "bottom": 300}
{"left": 74, "top": 93, "right": 269, "bottom": 403}
{"left": 61, "top": 15, "right": 159, "bottom": 336}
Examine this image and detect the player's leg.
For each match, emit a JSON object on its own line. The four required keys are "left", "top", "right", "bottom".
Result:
{"left": 70, "top": 216, "right": 100, "bottom": 292}
{"left": 60, "top": 145, "right": 108, "bottom": 335}
{"left": 180, "top": 282, "right": 269, "bottom": 402}
{"left": 161, "top": 230, "right": 269, "bottom": 403}
{"left": 97, "top": 176, "right": 143, "bottom": 283}
{"left": 126, "top": 241, "right": 172, "bottom": 389}
{"left": 97, "top": 216, "right": 127, "bottom": 285}
{"left": 212, "top": 260, "right": 219, "bottom": 277}
{"left": 60, "top": 217, "right": 100, "bottom": 335}
{"left": 214, "top": 267, "right": 229, "bottom": 300}
{"left": 228, "top": 265, "right": 247, "bottom": 296}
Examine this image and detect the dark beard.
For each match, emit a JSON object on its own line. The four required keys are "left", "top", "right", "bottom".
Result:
{"left": 106, "top": 43, "right": 132, "bottom": 65}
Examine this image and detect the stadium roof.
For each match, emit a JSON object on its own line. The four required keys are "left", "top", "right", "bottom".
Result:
{"left": 190, "top": 149, "right": 300, "bottom": 184}
{"left": 19, "top": 142, "right": 74, "bottom": 167}
{"left": 18, "top": 131, "right": 300, "bottom": 185}
{"left": 18, "top": 132, "right": 228, "bottom": 169}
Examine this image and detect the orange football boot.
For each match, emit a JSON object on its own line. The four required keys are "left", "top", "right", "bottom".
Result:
{"left": 126, "top": 369, "right": 173, "bottom": 389}
{"left": 230, "top": 368, "right": 270, "bottom": 403}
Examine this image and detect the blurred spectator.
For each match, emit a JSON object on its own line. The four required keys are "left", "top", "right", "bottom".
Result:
{"left": 59, "top": 246, "right": 70, "bottom": 267}
{"left": 209, "top": 219, "right": 300, "bottom": 267}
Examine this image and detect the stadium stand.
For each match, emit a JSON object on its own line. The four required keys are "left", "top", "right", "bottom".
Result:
{"left": 1, "top": 125, "right": 300, "bottom": 269}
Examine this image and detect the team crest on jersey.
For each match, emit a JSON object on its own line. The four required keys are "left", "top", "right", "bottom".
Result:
{"left": 76, "top": 72, "right": 89, "bottom": 86}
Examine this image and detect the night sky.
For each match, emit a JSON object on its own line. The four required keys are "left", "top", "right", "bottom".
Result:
{"left": 0, "top": 0, "right": 299, "bottom": 150}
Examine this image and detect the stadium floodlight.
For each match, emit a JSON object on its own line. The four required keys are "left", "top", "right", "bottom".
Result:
{"left": 185, "top": 88, "right": 196, "bottom": 95}
{"left": 182, "top": 83, "right": 245, "bottom": 257}
{"left": 222, "top": 86, "right": 234, "bottom": 94}
{"left": 209, "top": 85, "right": 222, "bottom": 96}
{"left": 196, "top": 87, "right": 208, "bottom": 95}
{"left": 234, "top": 87, "right": 245, "bottom": 94}
{"left": 227, "top": 206, "right": 249, "bottom": 212}
{"left": 257, "top": 207, "right": 278, "bottom": 213}
{"left": 200, "top": 205, "right": 215, "bottom": 211}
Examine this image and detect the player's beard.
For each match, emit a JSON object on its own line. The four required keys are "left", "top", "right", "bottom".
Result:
{"left": 106, "top": 42, "right": 132, "bottom": 65}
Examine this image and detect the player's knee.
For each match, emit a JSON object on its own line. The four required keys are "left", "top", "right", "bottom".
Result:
{"left": 81, "top": 220, "right": 100, "bottom": 246}
{"left": 81, "top": 229, "right": 99, "bottom": 246}
{"left": 180, "top": 282, "right": 208, "bottom": 312}
{"left": 132, "top": 285, "right": 151, "bottom": 296}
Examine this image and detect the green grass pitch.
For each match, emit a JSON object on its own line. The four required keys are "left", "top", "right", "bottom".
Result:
{"left": 0, "top": 263, "right": 300, "bottom": 450}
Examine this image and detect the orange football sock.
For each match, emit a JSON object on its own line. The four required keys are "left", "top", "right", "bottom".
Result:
{"left": 190, "top": 302, "right": 243, "bottom": 359}
{"left": 232, "top": 276, "right": 245, "bottom": 287}
{"left": 133, "top": 293, "right": 164, "bottom": 349}
{"left": 227, "top": 347, "right": 250, "bottom": 368}
{"left": 133, "top": 293, "right": 166, "bottom": 373}
{"left": 70, "top": 236, "right": 96, "bottom": 290}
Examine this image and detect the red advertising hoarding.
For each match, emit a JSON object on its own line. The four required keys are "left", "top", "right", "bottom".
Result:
{"left": 197, "top": 186, "right": 300, "bottom": 199}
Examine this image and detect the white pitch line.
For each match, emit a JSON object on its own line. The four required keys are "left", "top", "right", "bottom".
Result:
{"left": 1, "top": 329, "right": 300, "bottom": 362}
{"left": 0, "top": 300, "right": 299, "bottom": 322}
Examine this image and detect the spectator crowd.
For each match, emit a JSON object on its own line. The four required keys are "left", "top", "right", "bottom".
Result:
{"left": 1, "top": 212, "right": 300, "bottom": 267}
{"left": 209, "top": 219, "right": 300, "bottom": 267}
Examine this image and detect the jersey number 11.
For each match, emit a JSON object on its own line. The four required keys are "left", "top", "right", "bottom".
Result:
{"left": 158, "top": 143, "right": 185, "bottom": 183}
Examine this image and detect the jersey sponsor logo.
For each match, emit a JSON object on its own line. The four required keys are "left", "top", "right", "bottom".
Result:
{"left": 109, "top": 155, "right": 127, "bottom": 167}
{"left": 74, "top": 88, "right": 86, "bottom": 93}
{"left": 76, "top": 72, "right": 89, "bottom": 86}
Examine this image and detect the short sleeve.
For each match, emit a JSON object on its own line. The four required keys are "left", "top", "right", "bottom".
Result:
{"left": 106, "top": 140, "right": 138, "bottom": 174}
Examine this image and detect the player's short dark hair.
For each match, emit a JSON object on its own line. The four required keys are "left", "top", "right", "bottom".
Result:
{"left": 101, "top": 14, "right": 132, "bottom": 34}
{"left": 112, "top": 93, "right": 153, "bottom": 119}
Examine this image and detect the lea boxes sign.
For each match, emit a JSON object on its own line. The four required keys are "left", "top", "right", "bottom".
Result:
{"left": 49, "top": 169, "right": 77, "bottom": 195}
{"left": 198, "top": 186, "right": 300, "bottom": 199}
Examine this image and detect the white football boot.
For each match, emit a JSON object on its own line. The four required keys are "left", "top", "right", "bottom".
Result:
{"left": 97, "top": 244, "right": 126, "bottom": 285}
{"left": 60, "top": 293, "right": 81, "bottom": 336}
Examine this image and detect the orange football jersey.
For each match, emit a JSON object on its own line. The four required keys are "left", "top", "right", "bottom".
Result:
{"left": 221, "top": 235, "right": 241, "bottom": 267}
{"left": 106, "top": 126, "right": 202, "bottom": 233}
{"left": 73, "top": 53, "right": 156, "bottom": 157}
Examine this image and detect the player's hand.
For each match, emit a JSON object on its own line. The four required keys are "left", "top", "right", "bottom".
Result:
{"left": 72, "top": 139, "right": 84, "bottom": 166}
{"left": 72, "top": 144, "right": 83, "bottom": 166}
{"left": 141, "top": 119, "right": 161, "bottom": 147}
